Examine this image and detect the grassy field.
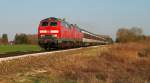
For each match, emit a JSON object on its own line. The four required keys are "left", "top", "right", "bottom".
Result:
{"left": 0, "top": 45, "right": 41, "bottom": 54}
{"left": 0, "top": 42, "right": 149, "bottom": 83}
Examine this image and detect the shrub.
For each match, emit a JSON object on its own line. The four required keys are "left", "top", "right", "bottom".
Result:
{"left": 27, "top": 34, "right": 38, "bottom": 45}
{"left": 1, "top": 34, "right": 8, "bottom": 45}
{"left": 14, "top": 33, "right": 28, "bottom": 44}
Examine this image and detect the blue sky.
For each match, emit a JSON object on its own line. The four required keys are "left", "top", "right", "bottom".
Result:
{"left": 0, "top": 0, "right": 150, "bottom": 40}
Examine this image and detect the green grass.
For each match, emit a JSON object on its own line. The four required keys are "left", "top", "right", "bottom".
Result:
{"left": 0, "top": 45, "right": 41, "bottom": 54}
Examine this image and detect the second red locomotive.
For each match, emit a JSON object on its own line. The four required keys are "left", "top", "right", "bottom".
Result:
{"left": 38, "top": 17, "right": 107, "bottom": 50}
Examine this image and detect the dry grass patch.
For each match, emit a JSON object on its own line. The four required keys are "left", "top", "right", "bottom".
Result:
{"left": 0, "top": 43, "right": 150, "bottom": 83}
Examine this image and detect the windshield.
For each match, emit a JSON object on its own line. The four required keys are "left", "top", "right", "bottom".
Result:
{"left": 41, "top": 22, "right": 48, "bottom": 26}
{"left": 50, "top": 22, "right": 57, "bottom": 26}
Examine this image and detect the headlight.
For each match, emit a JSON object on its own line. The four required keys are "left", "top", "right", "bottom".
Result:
{"left": 50, "top": 30, "right": 59, "bottom": 33}
{"left": 40, "top": 30, "right": 47, "bottom": 33}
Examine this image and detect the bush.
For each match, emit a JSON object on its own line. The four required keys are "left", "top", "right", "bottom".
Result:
{"left": 14, "top": 33, "right": 28, "bottom": 44}
{"left": 138, "top": 48, "right": 150, "bottom": 57}
{"left": 27, "top": 34, "right": 38, "bottom": 45}
{"left": 1, "top": 34, "right": 8, "bottom": 45}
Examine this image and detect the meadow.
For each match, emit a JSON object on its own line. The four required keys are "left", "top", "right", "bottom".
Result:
{"left": 0, "top": 45, "right": 41, "bottom": 54}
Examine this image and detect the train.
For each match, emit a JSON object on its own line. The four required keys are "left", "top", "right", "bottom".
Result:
{"left": 38, "top": 17, "right": 111, "bottom": 50}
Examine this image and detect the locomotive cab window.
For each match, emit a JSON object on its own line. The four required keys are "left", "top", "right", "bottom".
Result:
{"left": 41, "top": 22, "right": 48, "bottom": 26}
{"left": 50, "top": 22, "right": 57, "bottom": 26}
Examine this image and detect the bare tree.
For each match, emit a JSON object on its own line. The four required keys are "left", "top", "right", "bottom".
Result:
{"left": 130, "top": 27, "right": 143, "bottom": 36}
{"left": 116, "top": 27, "right": 145, "bottom": 43}
{"left": 116, "top": 28, "right": 130, "bottom": 42}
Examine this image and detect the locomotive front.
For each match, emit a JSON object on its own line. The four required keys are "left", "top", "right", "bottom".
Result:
{"left": 38, "top": 17, "right": 61, "bottom": 49}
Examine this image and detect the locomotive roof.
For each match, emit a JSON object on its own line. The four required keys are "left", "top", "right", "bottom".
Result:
{"left": 41, "top": 17, "right": 62, "bottom": 22}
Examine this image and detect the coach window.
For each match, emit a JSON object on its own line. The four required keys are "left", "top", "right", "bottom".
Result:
{"left": 41, "top": 22, "right": 48, "bottom": 26}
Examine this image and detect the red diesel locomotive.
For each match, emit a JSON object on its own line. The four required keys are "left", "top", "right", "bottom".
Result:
{"left": 38, "top": 17, "right": 107, "bottom": 50}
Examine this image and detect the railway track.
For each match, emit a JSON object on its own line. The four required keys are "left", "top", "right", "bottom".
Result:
{"left": 0, "top": 47, "right": 69, "bottom": 58}
{"left": 0, "top": 51, "right": 46, "bottom": 58}
{"left": 0, "top": 48, "right": 75, "bottom": 58}
{"left": 0, "top": 46, "right": 100, "bottom": 62}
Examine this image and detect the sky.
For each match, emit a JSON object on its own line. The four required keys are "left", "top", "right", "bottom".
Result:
{"left": 0, "top": 0, "right": 150, "bottom": 40}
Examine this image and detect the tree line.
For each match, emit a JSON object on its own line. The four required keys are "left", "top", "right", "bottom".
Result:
{"left": 0, "top": 33, "right": 38, "bottom": 45}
